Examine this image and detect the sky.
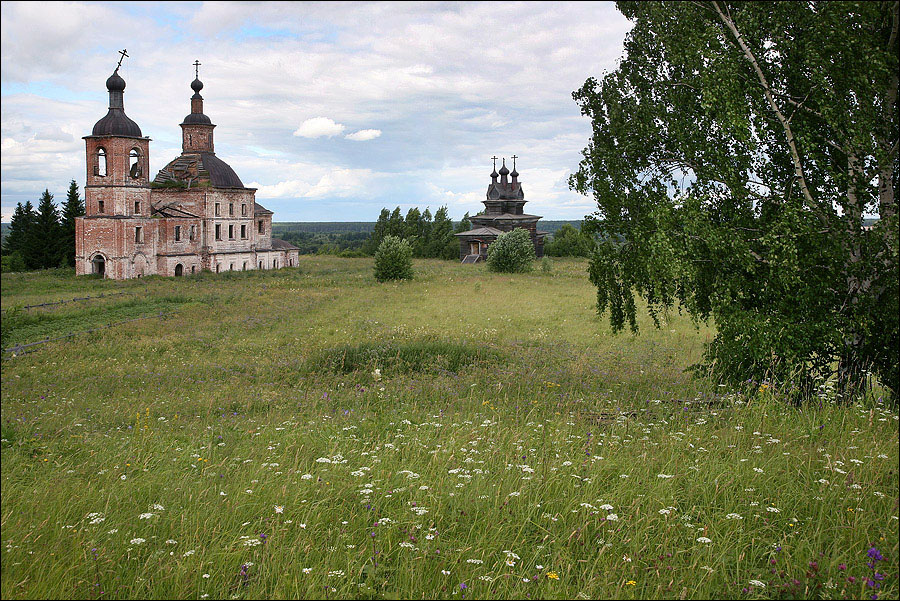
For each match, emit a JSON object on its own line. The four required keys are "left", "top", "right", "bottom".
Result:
{"left": 0, "top": 1, "right": 632, "bottom": 222}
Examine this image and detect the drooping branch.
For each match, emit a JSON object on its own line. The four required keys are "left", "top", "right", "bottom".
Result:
{"left": 710, "top": 1, "right": 817, "bottom": 209}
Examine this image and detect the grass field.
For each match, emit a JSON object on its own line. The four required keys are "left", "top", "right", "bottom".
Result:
{"left": 1, "top": 257, "right": 897, "bottom": 600}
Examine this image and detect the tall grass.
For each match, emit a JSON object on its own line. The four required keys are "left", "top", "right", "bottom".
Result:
{"left": 1, "top": 258, "right": 896, "bottom": 600}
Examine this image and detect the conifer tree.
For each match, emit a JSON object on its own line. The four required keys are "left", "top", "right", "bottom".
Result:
{"left": 59, "top": 179, "right": 84, "bottom": 267}
{"left": 2, "top": 201, "right": 36, "bottom": 268}
{"left": 31, "top": 189, "right": 61, "bottom": 269}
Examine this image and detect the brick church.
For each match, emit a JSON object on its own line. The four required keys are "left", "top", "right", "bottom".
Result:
{"left": 75, "top": 56, "right": 298, "bottom": 279}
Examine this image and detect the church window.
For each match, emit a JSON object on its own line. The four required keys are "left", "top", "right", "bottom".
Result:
{"left": 216, "top": 264, "right": 220, "bottom": 273}
{"left": 215, "top": 224, "right": 221, "bottom": 240}
{"left": 175, "top": 225, "right": 182, "bottom": 241}
{"left": 229, "top": 203, "right": 234, "bottom": 216}
{"left": 189, "top": 225, "right": 196, "bottom": 240}
{"left": 98, "top": 200, "right": 105, "bottom": 213}
{"left": 230, "top": 263, "right": 234, "bottom": 271}
{"left": 229, "top": 224, "right": 234, "bottom": 239}
{"left": 96, "top": 148, "right": 107, "bottom": 176}
{"left": 215, "top": 202, "right": 220, "bottom": 216}
{"left": 134, "top": 201, "right": 140, "bottom": 214}
{"left": 258, "top": 220, "right": 264, "bottom": 234}
{"left": 274, "top": 259, "right": 278, "bottom": 269}
{"left": 191, "top": 265, "right": 196, "bottom": 274}
{"left": 135, "top": 227, "right": 143, "bottom": 243}
{"left": 241, "top": 224, "right": 247, "bottom": 239}
{"left": 259, "top": 260, "right": 264, "bottom": 270}
{"left": 242, "top": 204, "right": 247, "bottom": 216}
{"left": 129, "top": 148, "right": 141, "bottom": 178}
{"left": 243, "top": 261, "right": 247, "bottom": 270}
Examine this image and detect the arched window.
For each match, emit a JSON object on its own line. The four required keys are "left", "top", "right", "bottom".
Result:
{"left": 97, "top": 148, "right": 107, "bottom": 176}
{"left": 175, "top": 264, "right": 183, "bottom": 277}
{"left": 129, "top": 148, "right": 141, "bottom": 178}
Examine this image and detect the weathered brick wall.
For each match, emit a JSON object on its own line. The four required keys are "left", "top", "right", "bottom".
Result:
{"left": 255, "top": 213, "right": 273, "bottom": 249}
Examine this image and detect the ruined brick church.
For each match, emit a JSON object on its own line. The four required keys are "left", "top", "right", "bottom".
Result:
{"left": 75, "top": 57, "right": 298, "bottom": 279}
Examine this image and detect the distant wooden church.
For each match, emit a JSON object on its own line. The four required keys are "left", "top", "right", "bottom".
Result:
{"left": 455, "top": 157, "right": 547, "bottom": 262}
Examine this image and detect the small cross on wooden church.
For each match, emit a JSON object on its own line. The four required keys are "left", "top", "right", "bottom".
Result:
{"left": 193, "top": 60, "right": 201, "bottom": 78}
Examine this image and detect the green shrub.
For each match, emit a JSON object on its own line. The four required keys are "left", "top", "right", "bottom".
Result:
{"left": 486, "top": 228, "right": 536, "bottom": 273}
{"left": 374, "top": 235, "right": 413, "bottom": 281}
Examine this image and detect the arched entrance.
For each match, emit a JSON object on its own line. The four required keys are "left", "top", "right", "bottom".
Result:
{"left": 92, "top": 255, "right": 106, "bottom": 277}
{"left": 175, "top": 263, "right": 184, "bottom": 277}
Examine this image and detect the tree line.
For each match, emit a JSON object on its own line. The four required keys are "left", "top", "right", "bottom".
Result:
{"left": 362, "top": 206, "right": 472, "bottom": 259}
{"left": 2, "top": 180, "right": 84, "bottom": 272}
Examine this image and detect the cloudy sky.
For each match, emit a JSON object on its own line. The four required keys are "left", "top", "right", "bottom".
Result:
{"left": 1, "top": 1, "right": 631, "bottom": 222}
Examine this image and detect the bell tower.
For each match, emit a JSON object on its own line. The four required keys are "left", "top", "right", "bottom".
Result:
{"left": 181, "top": 59, "right": 216, "bottom": 154}
{"left": 76, "top": 50, "right": 154, "bottom": 278}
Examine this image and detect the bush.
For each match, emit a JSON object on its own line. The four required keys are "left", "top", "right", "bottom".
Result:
{"left": 374, "top": 235, "right": 413, "bottom": 281}
{"left": 486, "top": 228, "right": 536, "bottom": 273}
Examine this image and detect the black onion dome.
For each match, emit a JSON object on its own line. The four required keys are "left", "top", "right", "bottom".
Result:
{"left": 498, "top": 162, "right": 510, "bottom": 176}
{"left": 510, "top": 167, "right": 519, "bottom": 178}
{"left": 182, "top": 112, "right": 212, "bottom": 125}
{"left": 491, "top": 167, "right": 499, "bottom": 178}
{"left": 92, "top": 70, "right": 142, "bottom": 137}
{"left": 191, "top": 77, "right": 204, "bottom": 93}
{"left": 106, "top": 72, "right": 126, "bottom": 91}
{"left": 92, "top": 111, "right": 142, "bottom": 136}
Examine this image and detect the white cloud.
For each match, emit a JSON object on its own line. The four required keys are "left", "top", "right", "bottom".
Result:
{"left": 293, "top": 117, "right": 346, "bottom": 139}
{"left": 344, "top": 129, "right": 381, "bottom": 141}
{"left": 1, "top": 1, "right": 632, "bottom": 221}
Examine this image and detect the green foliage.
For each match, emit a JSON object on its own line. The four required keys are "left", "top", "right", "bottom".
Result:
{"left": 572, "top": 1, "right": 899, "bottom": 400}
{"left": 59, "top": 180, "right": 84, "bottom": 267}
{"left": 486, "top": 228, "right": 536, "bottom": 273}
{"left": 365, "top": 205, "right": 461, "bottom": 259}
{"left": 544, "top": 222, "right": 594, "bottom": 257}
{"left": 541, "top": 256, "right": 552, "bottom": 273}
{"left": 373, "top": 235, "right": 413, "bottom": 281}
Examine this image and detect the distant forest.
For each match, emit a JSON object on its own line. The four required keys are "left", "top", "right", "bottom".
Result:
{"left": 271, "top": 220, "right": 584, "bottom": 256}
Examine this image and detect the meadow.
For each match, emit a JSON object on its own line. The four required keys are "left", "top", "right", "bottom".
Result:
{"left": 1, "top": 257, "right": 897, "bottom": 600}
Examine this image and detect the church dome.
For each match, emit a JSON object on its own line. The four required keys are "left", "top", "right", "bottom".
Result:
{"left": 92, "top": 70, "right": 142, "bottom": 137}
{"left": 182, "top": 112, "right": 212, "bottom": 125}
{"left": 92, "top": 111, "right": 142, "bottom": 137}
{"left": 191, "top": 77, "right": 204, "bottom": 93}
{"left": 153, "top": 151, "right": 244, "bottom": 189}
{"left": 498, "top": 161, "right": 510, "bottom": 176}
{"left": 106, "top": 72, "right": 126, "bottom": 91}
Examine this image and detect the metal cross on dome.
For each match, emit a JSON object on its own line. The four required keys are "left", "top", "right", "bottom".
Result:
{"left": 491, "top": 155, "right": 498, "bottom": 170}
{"left": 115, "top": 49, "right": 129, "bottom": 73}
{"left": 194, "top": 60, "right": 201, "bottom": 78}
{"left": 511, "top": 155, "right": 518, "bottom": 170}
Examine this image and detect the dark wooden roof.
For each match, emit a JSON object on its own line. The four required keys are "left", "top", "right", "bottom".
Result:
{"left": 153, "top": 152, "right": 244, "bottom": 188}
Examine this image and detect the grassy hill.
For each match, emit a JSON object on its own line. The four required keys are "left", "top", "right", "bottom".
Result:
{"left": 1, "top": 257, "right": 897, "bottom": 600}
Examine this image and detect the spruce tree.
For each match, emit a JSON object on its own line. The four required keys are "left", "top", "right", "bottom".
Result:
{"left": 31, "top": 189, "right": 61, "bottom": 269}
{"left": 3, "top": 201, "right": 36, "bottom": 268}
{"left": 59, "top": 179, "right": 84, "bottom": 267}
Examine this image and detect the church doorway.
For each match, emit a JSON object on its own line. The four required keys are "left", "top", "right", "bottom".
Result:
{"left": 92, "top": 255, "right": 105, "bottom": 277}
{"left": 175, "top": 263, "right": 183, "bottom": 277}
{"left": 469, "top": 241, "right": 481, "bottom": 255}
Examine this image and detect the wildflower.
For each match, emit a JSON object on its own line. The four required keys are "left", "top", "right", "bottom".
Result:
{"left": 165, "top": 539, "right": 178, "bottom": 545}
{"left": 625, "top": 580, "right": 636, "bottom": 586}
{"left": 659, "top": 509, "right": 671, "bottom": 515}
{"left": 749, "top": 580, "right": 766, "bottom": 588}
{"left": 138, "top": 512, "right": 155, "bottom": 520}
{"left": 130, "top": 538, "right": 146, "bottom": 545}
{"left": 460, "top": 583, "right": 468, "bottom": 590}
{"left": 725, "top": 513, "right": 743, "bottom": 520}
{"left": 547, "top": 572, "right": 559, "bottom": 580}
{"left": 657, "top": 474, "right": 674, "bottom": 479}
{"left": 607, "top": 513, "right": 619, "bottom": 521}
{"left": 151, "top": 503, "right": 164, "bottom": 511}
{"left": 766, "top": 507, "right": 780, "bottom": 513}
{"left": 697, "top": 537, "right": 712, "bottom": 543}
{"left": 442, "top": 570, "right": 451, "bottom": 576}
{"left": 202, "top": 574, "right": 210, "bottom": 579}
{"left": 599, "top": 503, "right": 614, "bottom": 511}
{"left": 274, "top": 506, "right": 284, "bottom": 514}
{"left": 303, "top": 568, "right": 312, "bottom": 574}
